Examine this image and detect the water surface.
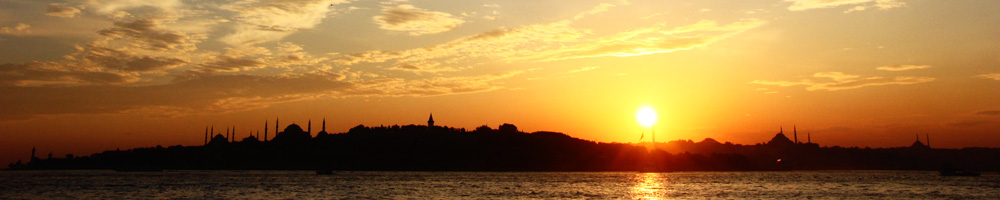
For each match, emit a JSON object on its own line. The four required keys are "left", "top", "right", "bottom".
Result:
{"left": 1, "top": 170, "right": 996, "bottom": 199}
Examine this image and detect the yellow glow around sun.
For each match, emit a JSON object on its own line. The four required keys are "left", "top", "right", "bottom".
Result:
{"left": 637, "top": 106, "right": 657, "bottom": 127}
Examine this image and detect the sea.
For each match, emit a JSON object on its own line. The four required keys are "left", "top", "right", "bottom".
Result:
{"left": 1, "top": 170, "right": 997, "bottom": 199}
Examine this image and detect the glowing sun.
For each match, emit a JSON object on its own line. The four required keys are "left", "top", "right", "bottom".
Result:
{"left": 637, "top": 106, "right": 657, "bottom": 127}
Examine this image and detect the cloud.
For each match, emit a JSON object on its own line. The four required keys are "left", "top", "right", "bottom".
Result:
{"left": 221, "top": 0, "right": 350, "bottom": 45}
{"left": 975, "top": 110, "right": 1000, "bottom": 116}
{"left": 0, "top": 23, "right": 31, "bottom": 35}
{"left": 752, "top": 71, "right": 935, "bottom": 91}
{"left": 573, "top": 3, "right": 617, "bottom": 20}
{"left": 568, "top": 66, "right": 600, "bottom": 73}
{"left": 876, "top": 64, "right": 931, "bottom": 71}
{"left": 335, "top": 19, "right": 586, "bottom": 70}
{"left": 87, "top": 0, "right": 183, "bottom": 15}
{"left": 975, "top": 73, "right": 1000, "bottom": 81}
{"left": 785, "top": 0, "right": 906, "bottom": 12}
{"left": 535, "top": 19, "right": 766, "bottom": 61}
{"left": 198, "top": 55, "right": 266, "bottom": 73}
{"left": 78, "top": 45, "right": 188, "bottom": 73}
{"left": 46, "top": 3, "right": 81, "bottom": 18}
{"left": 335, "top": 18, "right": 763, "bottom": 73}
{"left": 0, "top": 62, "right": 136, "bottom": 87}
{"left": 0, "top": 68, "right": 527, "bottom": 120}
{"left": 97, "top": 18, "right": 200, "bottom": 52}
{"left": 365, "top": 70, "right": 527, "bottom": 96}
{"left": 373, "top": 4, "right": 465, "bottom": 36}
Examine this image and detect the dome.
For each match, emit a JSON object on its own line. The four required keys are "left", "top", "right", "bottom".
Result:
{"left": 284, "top": 124, "right": 304, "bottom": 133}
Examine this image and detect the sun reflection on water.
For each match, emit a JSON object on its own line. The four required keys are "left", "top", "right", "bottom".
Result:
{"left": 632, "top": 172, "right": 665, "bottom": 199}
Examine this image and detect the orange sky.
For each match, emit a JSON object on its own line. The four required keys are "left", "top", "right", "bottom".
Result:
{"left": 2, "top": 0, "right": 1000, "bottom": 165}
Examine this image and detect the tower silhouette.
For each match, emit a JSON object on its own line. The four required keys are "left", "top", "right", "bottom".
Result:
{"left": 308, "top": 119, "right": 312, "bottom": 135}
{"left": 204, "top": 126, "right": 208, "bottom": 145}
{"left": 275, "top": 117, "right": 279, "bottom": 141}
{"left": 428, "top": 114, "right": 435, "bottom": 127}
{"left": 322, "top": 118, "right": 326, "bottom": 132}
{"left": 264, "top": 120, "right": 268, "bottom": 142}
{"left": 808, "top": 132, "right": 811, "bottom": 144}
{"left": 31, "top": 147, "right": 36, "bottom": 160}
{"left": 794, "top": 125, "right": 798, "bottom": 144}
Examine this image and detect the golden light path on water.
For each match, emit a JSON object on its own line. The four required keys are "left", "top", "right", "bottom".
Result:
{"left": 632, "top": 172, "right": 666, "bottom": 199}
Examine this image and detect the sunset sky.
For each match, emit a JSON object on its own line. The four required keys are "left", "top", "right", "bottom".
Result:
{"left": 2, "top": 0, "right": 999, "bottom": 165}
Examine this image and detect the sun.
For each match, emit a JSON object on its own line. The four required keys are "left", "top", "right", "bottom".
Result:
{"left": 637, "top": 106, "right": 657, "bottom": 127}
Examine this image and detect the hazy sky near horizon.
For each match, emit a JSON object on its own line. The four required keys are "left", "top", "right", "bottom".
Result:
{"left": 1, "top": 0, "right": 999, "bottom": 164}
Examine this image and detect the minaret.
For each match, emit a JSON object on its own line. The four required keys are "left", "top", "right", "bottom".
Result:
{"left": 232, "top": 126, "right": 236, "bottom": 142}
{"left": 308, "top": 119, "right": 312, "bottom": 134}
{"left": 211, "top": 125, "right": 214, "bottom": 137}
{"left": 794, "top": 125, "right": 798, "bottom": 144}
{"left": 275, "top": 117, "right": 279, "bottom": 138}
{"left": 226, "top": 126, "right": 230, "bottom": 140}
{"left": 780, "top": 126, "right": 783, "bottom": 134}
{"left": 322, "top": 118, "right": 326, "bottom": 132}
{"left": 31, "top": 147, "right": 36, "bottom": 160}
{"left": 264, "top": 120, "right": 268, "bottom": 142}
{"left": 808, "top": 132, "right": 811, "bottom": 144}
{"left": 204, "top": 127, "right": 209, "bottom": 145}
{"left": 428, "top": 114, "right": 435, "bottom": 127}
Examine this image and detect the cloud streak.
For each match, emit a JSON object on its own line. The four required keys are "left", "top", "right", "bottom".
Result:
{"left": 373, "top": 4, "right": 465, "bottom": 36}
{"left": 976, "top": 73, "right": 1000, "bottom": 81}
{"left": 876, "top": 64, "right": 931, "bottom": 71}
{"left": 785, "top": 0, "right": 906, "bottom": 12}
{"left": 752, "top": 71, "right": 935, "bottom": 91}
{"left": 45, "top": 3, "right": 81, "bottom": 18}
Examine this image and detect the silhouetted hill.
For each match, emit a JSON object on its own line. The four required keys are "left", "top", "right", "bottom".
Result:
{"left": 8, "top": 123, "right": 1000, "bottom": 172}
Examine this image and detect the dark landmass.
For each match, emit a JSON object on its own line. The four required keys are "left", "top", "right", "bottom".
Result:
{"left": 7, "top": 120, "right": 1000, "bottom": 172}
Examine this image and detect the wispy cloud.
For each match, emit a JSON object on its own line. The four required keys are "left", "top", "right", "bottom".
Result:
{"left": 0, "top": 68, "right": 527, "bottom": 120}
{"left": 221, "top": 0, "right": 349, "bottom": 45}
{"left": 97, "top": 17, "right": 201, "bottom": 52}
{"left": 45, "top": 3, "right": 81, "bottom": 18}
{"left": 785, "top": 0, "right": 906, "bottom": 12}
{"left": 876, "top": 64, "right": 931, "bottom": 71}
{"left": 373, "top": 4, "right": 465, "bottom": 36}
{"left": 568, "top": 66, "right": 600, "bottom": 73}
{"left": 975, "top": 73, "right": 1000, "bottom": 81}
{"left": 0, "top": 23, "right": 31, "bottom": 35}
{"left": 975, "top": 110, "right": 1000, "bottom": 116}
{"left": 752, "top": 71, "right": 935, "bottom": 91}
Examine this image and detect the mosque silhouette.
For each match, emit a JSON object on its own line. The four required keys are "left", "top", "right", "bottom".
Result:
{"left": 7, "top": 114, "right": 996, "bottom": 172}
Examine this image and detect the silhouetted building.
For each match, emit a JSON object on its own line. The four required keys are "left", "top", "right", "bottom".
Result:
{"left": 767, "top": 127, "right": 794, "bottom": 146}
{"left": 316, "top": 118, "right": 329, "bottom": 137}
{"left": 208, "top": 134, "right": 229, "bottom": 145}
{"left": 428, "top": 114, "right": 435, "bottom": 127}
{"left": 272, "top": 124, "right": 311, "bottom": 143}
{"left": 911, "top": 134, "right": 929, "bottom": 149}
{"left": 499, "top": 123, "right": 518, "bottom": 133}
